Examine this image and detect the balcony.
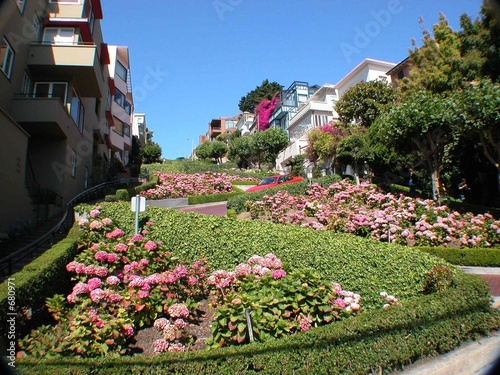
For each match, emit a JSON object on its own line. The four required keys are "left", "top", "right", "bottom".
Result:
{"left": 11, "top": 97, "right": 76, "bottom": 139}
{"left": 28, "top": 43, "right": 102, "bottom": 97}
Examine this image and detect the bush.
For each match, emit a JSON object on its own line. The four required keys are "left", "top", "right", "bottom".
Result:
{"left": 419, "top": 246, "right": 500, "bottom": 266}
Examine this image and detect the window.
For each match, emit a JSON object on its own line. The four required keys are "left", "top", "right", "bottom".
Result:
{"left": 124, "top": 124, "right": 130, "bottom": 137}
{"left": 21, "top": 71, "right": 31, "bottom": 95}
{"left": 124, "top": 100, "right": 131, "bottom": 114}
{"left": 114, "top": 89, "right": 125, "bottom": 107}
{"left": 397, "top": 70, "right": 405, "bottom": 79}
{"left": 33, "top": 15, "right": 41, "bottom": 41}
{"left": 42, "top": 28, "right": 78, "bottom": 45}
{"left": 115, "top": 61, "right": 127, "bottom": 82}
{"left": 71, "top": 150, "right": 77, "bottom": 177}
{"left": 113, "top": 118, "right": 124, "bottom": 136}
{"left": 34, "top": 82, "right": 68, "bottom": 103}
{"left": 0, "top": 38, "right": 15, "bottom": 79}
{"left": 17, "top": 0, "right": 26, "bottom": 13}
{"left": 70, "top": 88, "right": 84, "bottom": 133}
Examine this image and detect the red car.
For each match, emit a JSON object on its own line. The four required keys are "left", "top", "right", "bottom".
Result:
{"left": 246, "top": 174, "right": 303, "bottom": 193}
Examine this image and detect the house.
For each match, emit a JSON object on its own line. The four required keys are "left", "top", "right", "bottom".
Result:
{"left": 0, "top": 0, "right": 137, "bottom": 232}
{"left": 206, "top": 116, "right": 238, "bottom": 142}
{"left": 275, "top": 58, "right": 396, "bottom": 173}
{"left": 267, "top": 81, "right": 320, "bottom": 132}
{"left": 132, "top": 113, "right": 148, "bottom": 146}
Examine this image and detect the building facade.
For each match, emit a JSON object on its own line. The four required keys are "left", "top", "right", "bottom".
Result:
{"left": 275, "top": 58, "right": 396, "bottom": 172}
{"left": 132, "top": 113, "right": 147, "bottom": 146}
{"left": 0, "top": 0, "right": 137, "bottom": 232}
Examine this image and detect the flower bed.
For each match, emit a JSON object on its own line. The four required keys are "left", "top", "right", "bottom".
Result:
{"left": 246, "top": 180, "right": 500, "bottom": 248}
{"left": 140, "top": 172, "right": 259, "bottom": 199}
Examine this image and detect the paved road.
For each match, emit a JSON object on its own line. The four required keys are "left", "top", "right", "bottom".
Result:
{"left": 177, "top": 202, "right": 227, "bottom": 216}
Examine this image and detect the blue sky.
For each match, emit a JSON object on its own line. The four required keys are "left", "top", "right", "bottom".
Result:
{"left": 100, "top": 0, "right": 482, "bottom": 160}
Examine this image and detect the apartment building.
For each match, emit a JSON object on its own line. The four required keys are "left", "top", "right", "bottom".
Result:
{"left": 0, "top": 0, "right": 133, "bottom": 232}
{"left": 235, "top": 112, "right": 254, "bottom": 136}
{"left": 275, "top": 58, "right": 396, "bottom": 172}
{"left": 108, "top": 45, "right": 133, "bottom": 170}
{"left": 267, "top": 81, "right": 320, "bottom": 132}
{"left": 206, "top": 116, "right": 238, "bottom": 142}
{"left": 132, "top": 113, "right": 147, "bottom": 146}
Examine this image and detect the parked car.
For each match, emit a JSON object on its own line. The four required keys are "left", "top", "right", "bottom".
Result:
{"left": 246, "top": 174, "right": 303, "bottom": 193}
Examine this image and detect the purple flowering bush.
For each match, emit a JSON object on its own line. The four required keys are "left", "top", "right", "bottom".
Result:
{"left": 140, "top": 172, "right": 259, "bottom": 199}
{"left": 247, "top": 180, "right": 500, "bottom": 248}
{"left": 206, "top": 254, "right": 362, "bottom": 347}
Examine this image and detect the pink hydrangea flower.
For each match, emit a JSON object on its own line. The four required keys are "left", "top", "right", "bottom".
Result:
{"left": 122, "top": 324, "right": 134, "bottom": 337}
{"left": 95, "top": 251, "right": 108, "bottom": 262}
{"left": 106, "top": 253, "right": 119, "bottom": 263}
{"left": 173, "top": 265, "right": 188, "bottom": 278}
{"left": 138, "top": 290, "right": 150, "bottom": 299}
{"left": 106, "top": 228, "right": 125, "bottom": 240}
{"left": 108, "top": 293, "right": 122, "bottom": 303}
{"left": 78, "top": 219, "right": 88, "bottom": 227}
{"left": 173, "top": 319, "right": 187, "bottom": 329}
{"left": 168, "top": 343, "right": 186, "bottom": 352}
{"left": 114, "top": 243, "right": 128, "bottom": 252}
{"left": 153, "top": 339, "right": 169, "bottom": 353}
{"left": 90, "top": 209, "right": 100, "bottom": 218}
{"left": 168, "top": 303, "right": 189, "bottom": 318}
{"left": 235, "top": 263, "right": 251, "bottom": 277}
{"left": 90, "top": 288, "right": 106, "bottom": 303}
{"left": 272, "top": 269, "right": 287, "bottom": 280}
{"left": 106, "top": 276, "right": 120, "bottom": 285}
{"left": 333, "top": 298, "right": 346, "bottom": 309}
{"left": 187, "top": 276, "right": 198, "bottom": 285}
{"left": 130, "top": 234, "right": 144, "bottom": 242}
{"left": 89, "top": 221, "right": 103, "bottom": 230}
{"left": 299, "top": 316, "right": 312, "bottom": 332}
{"left": 143, "top": 240, "right": 157, "bottom": 251}
{"left": 87, "top": 277, "right": 102, "bottom": 290}
{"left": 101, "top": 218, "right": 113, "bottom": 226}
{"left": 154, "top": 318, "right": 169, "bottom": 330}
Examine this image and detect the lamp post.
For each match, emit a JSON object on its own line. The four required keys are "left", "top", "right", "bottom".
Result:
{"left": 187, "top": 138, "right": 194, "bottom": 160}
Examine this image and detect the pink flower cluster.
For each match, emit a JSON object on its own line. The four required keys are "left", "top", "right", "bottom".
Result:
{"left": 141, "top": 172, "right": 249, "bottom": 199}
{"left": 66, "top": 261, "right": 108, "bottom": 277}
{"left": 167, "top": 303, "right": 190, "bottom": 319}
{"left": 247, "top": 180, "right": 500, "bottom": 248}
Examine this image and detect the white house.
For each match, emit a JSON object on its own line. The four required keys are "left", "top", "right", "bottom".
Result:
{"left": 275, "top": 58, "right": 396, "bottom": 173}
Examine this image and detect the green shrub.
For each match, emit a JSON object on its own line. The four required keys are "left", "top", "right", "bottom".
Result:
{"left": 104, "top": 195, "right": 120, "bottom": 202}
{"left": 115, "top": 189, "right": 129, "bottom": 201}
{"left": 418, "top": 246, "right": 500, "bottom": 266}
{"left": 15, "top": 273, "right": 500, "bottom": 375}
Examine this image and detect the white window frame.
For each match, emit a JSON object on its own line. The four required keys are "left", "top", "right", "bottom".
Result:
{"left": 21, "top": 71, "right": 31, "bottom": 95}
{"left": 115, "top": 61, "right": 128, "bottom": 82}
{"left": 0, "top": 38, "right": 15, "bottom": 79}
{"left": 42, "top": 27, "right": 78, "bottom": 45}
{"left": 70, "top": 88, "right": 84, "bottom": 133}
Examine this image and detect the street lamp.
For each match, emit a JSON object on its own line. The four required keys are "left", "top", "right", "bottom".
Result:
{"left": 187, "top": 138, "right": 194, "bottom": 160}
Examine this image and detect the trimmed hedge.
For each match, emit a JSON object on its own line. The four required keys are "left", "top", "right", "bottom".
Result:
{"left": 15, "top": 273, "right": 500, "bottom": 375}
{"left": 0, "top": 226, "right": 81, "bottom": 353}
{"left": 6, "top": 201, "right": 500, "bottom": 374}
{"left": 419, "top": 246, "right": 500, "bottom": 267}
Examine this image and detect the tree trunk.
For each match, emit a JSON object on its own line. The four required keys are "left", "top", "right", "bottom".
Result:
{"left": 431, "top": 169, "right": 440, "bottom": 204}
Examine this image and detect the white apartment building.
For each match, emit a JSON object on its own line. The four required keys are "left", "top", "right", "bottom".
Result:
{"left": 276, "top": 58, "right": 396, "bottom": 172}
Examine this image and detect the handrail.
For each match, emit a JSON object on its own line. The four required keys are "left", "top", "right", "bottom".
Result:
{"left": 0, "top": 178, "right": 139, "bottom": 279}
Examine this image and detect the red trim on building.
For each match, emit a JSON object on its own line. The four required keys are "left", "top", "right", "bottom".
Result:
{"left": 108, "top": 77, "right": 116, "bottom": 96}
{"left": 91, "top": 0, "right": 103, "bottom": 19}
{"left": 100, "top": 43, "right": 110, "bottom": 64}
{"left": 106, "top": 110, "right": 115, "bottom": 126}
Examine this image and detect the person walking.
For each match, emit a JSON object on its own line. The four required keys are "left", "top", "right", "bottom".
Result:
{"left": 457, "top": 178, "right": 470, "bottom": 202}
{"left": 408, "top": 169, "right": 417, "bottom": 194}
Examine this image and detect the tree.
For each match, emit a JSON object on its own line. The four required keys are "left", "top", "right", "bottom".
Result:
{"left": 372, "top": 90, "right": 455, "bottom": 202}
{"left": 336, "top": 132, "right": 372, "bottom": 185}
{"left": 209, "top": 141, "right": 229, "bottom": 163}
{"left": 141, "top": 142, "right": 162, "bottom": 164}
{"left": 452, "top": 79, "right": 500, "bottom": 193}
{"left": 238, "top": 79, "right": 283, "bottom": 113}
{"left": 195, "top": 142, "right": 212, "bottom": 161}
{"left": 253, "top": 127, "right": 289, "bottom": 169}
{"left": 400, "top": 14, "right": 462, "bottom": 95}
{"left": 306, "top": 123, "right": 347, "bottom": 174}
{"left": 228, "top": 135, "right": 255, "bottom": 169}
{"left": 128, "top": 135, "right": 142, "bottom": 177}
{"left": 335, "top": 80, "right": 396, "bottom": 127}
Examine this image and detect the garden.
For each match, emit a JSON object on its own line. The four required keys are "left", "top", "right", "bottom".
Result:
{"left": 1, "top": 173, "right": 500, "bottom": 374}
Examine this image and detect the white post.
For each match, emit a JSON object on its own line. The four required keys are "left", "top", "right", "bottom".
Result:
{"left": 135, "top": 194, "right": 140, "bottom": 235}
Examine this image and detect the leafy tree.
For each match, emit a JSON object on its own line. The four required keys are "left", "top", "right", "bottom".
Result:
{"left": 141, "top": 142, "right": 162, "bottom": 164}
{"left": 238, "top": 79, "right": 283, "bottom": 113}
{"left": 401, "top": 14, "right": 465, "bottom": 94}
{"left": 253, "top": 127, "right": 289, "bottom": 169}
{"left": 285, "top": 154, "right": 306, "bottom": 177}
{"left": 209, "top": 141, "right": 229, "bottom": 163}
{"left": 336, "top": 132, "right": 373, "bottom": 184}
{"left": 195, "top": 142, "right": 212, "bottom": 161}
{"left": 335, "top": 80, "right": 396, "bottom": 127}
{"left": 306, "top": 123, "right": 347, "bottom": 174}
{"left": 452, "top": 79, "right": 500, "bottom": 192}
{"left": 127, "top": 136, "right": 142, "bottom": 177}
{"left": 372, "top": 90, "right": 455, "bottom": 201}
{"left": 228, "top": 135, "right": 255, "bottom": 169}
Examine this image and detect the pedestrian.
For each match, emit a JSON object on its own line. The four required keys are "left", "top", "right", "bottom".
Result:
{"left": 408, "top": 169, "right": 417, "bottom": 194}
{"left": 457, "top": 178, "right": 470, "bottom": 202}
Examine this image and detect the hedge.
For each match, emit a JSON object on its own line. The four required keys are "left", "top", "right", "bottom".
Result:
{"left": 6, "top": 201, "right": 500, "bottom": 374}
{"left": 15, "top": 273, "right": 500, "bottom": 375}
{"left": 0, "top": 226, "right": 81, "bottom": 353}
{"left": 419, "top": 246, "right": 500, "bottom": 267}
